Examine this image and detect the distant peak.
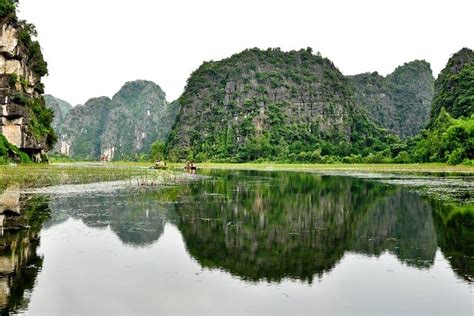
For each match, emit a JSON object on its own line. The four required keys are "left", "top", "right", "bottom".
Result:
{"left": 453, "top": 47, "right": 473, "bottom": 56}
{"left": 84, "top": 96, "right": 112, "bottom": 106}
{"left": 114, "top": 80, "right": 165, "bottom": 99}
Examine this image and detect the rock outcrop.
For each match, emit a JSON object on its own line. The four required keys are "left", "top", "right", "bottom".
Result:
{"left": 429, "top": 47, "right": 474, "bottom": 125}
{"left": 0, "top": 3, "right": 55, "bottom": 162}
{"left": 56, "top": 96, "right": 110, "bottom": 159}
{"left": 100, "top": 80, "right": 178, "bottom": 160}
{"left": 43, "top": 94, "right": 72, "bottom": 132}
{"left": 48, "top": 80, "right": 179, "bottom": 160}
{"left": 166, "top": 48, "right": 394, "bottom": 161}
{"left": 349, "top": 60, "right": 434, "bottom": 138}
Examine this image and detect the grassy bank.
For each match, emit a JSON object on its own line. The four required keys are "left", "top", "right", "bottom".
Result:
{"left": 0, "top": 163, "right": 187, "bottom": 189}
{"left": 190, "top": 162, "right": 474, "bottom": 174}
{"left": 2, "top": 161, "right": 472, "bottom": 190}
{"left": 1, "top": 162, "right": 472, "bottom": 204}
{"left": 58, "top": 161, "right": 474, "bottom": 174}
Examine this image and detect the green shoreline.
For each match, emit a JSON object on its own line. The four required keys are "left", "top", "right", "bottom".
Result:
{"left": 1, "top": 161, "right": 472, "bottom": 207}
{"left": 111, "top": 162, "right": 474, "bottom": 174}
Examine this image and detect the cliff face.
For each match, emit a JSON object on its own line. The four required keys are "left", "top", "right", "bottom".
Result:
{"left": 410, "top": 47, "right": 473, "bottom": 164}
{"left": 43, "top": 95, "right": 72, "bottom": 132}
{"left": 349, "top": 60, "right": 434, "bottom": 138}
{"left": 57, "top": 97, "right": 111, "bottom": 159}
{"left": 49, "top": 80, "right": 179, "bottom": 160}
{"left": 167, "top": 48, "right": 393, "bottom": 161}
{"left": 100, "top": 80, "right": 175, "bottom": 160}
{"left": 430, "top": 47, "right": 474, "bottom": 124}
{"left": 0, "top": 7, "right": 54, "bottom": 162}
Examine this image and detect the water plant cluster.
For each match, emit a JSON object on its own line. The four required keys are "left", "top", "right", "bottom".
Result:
{"left": 0, "top": 164, "right": 191, "bottom": 190}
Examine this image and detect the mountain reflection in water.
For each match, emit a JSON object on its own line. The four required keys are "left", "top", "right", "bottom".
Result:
{"left": 0, "top": 170, "right": 472, "bottom": 314}
{"left": 174, "top": 171, "right": 473, "bottom": 283}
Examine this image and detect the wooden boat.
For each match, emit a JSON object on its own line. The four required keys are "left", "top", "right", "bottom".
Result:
{"left": 152, "top": 160, "right": 168, "bottom": 170}
{"left": 184, "top": 162, "right": 197, "bottom": 171}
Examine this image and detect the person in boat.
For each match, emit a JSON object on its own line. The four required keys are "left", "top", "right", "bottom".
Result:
{"left": 155, "top": 160, "right": 167, "bottom": 169}
{"left": 184, "top": 161, "right": 197, "bottom": 172}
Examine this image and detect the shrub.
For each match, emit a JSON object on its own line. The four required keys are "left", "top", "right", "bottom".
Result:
{"left": 8, "top": 73, "right": 17, "bottom": 87}
{"left": 447, "top": 148, "right": 464, "bottom": 165}
{"left": 394, "top": 151, "right": 411, "bottom": 163}
{"left": 0, "top": 0, "right": 16, "bottom": 18}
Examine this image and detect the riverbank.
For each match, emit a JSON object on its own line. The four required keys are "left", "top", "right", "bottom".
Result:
{"left": 2, "top": 162, "right": 472, "bottom": 202}
{"left": 0, "top": 163, "right": 192, "bottom": 190}
{"left": 102, "top": 161, "right": 474, "bottom": 174}
{"left": 150, "top": 162, "right": 474, "bottom": 174}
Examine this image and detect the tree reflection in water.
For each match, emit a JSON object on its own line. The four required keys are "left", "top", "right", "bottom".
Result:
{"left": 1, "top": 170, "right": 471, "bottom": 313}
{"left": 173, "top": 170, "right": 473, "bottom": 283}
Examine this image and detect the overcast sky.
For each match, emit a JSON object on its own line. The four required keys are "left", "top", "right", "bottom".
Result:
{"left": 18, "top": 0, "right": 474, "bottom": 106}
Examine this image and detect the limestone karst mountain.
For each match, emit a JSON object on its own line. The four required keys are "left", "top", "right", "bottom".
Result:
{"left": 47, "top": 80, "right": 179, "bottom": 160}
{"left": 349, "top": 60, "right": 434, "bottom": 138}
{"left": 46, "top": 48, "right": 470, "bottom": 164}
{"left": 166, "top": 48, "right": 397, "bottom": 161}
{"left": 429, "top": 47, "right": 474, "bottom": 125}
{"left": 410, "top": 47, "right": 473, "bottom": 164}
{"left": 54, "top": 96, "right": 111, "bottom": 159}
{"left": 43, "top": 95, "right": 72, "bottom": 132}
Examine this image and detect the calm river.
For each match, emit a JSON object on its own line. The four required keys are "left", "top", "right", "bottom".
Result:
{"left": 1, "top": 170, "right": 472, "bottom": 315}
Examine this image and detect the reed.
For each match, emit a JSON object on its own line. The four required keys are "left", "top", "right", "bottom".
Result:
{"left": 0, "top": 163, "right": 186, "bottom": 190}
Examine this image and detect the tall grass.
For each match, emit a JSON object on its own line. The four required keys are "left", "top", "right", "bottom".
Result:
{"left": 0, "top": 163, "right": 187, "bottom": 190}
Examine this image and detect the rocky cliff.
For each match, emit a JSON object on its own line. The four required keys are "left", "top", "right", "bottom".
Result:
{"left": 410, "top": 47, "right": 473, "bottom": 164}
{"left": 166, "top": 48, "right": 395, "bottom": 161}
{"left": 56, "top": 96, "right": 110, "bottom": 159}
{"left": 49, "top": 80, "right": 179, "bottom": 160}
{"left": 430, "top": 47, "right": 474, "bottom": 125}
{"left": 43, "top": 94, "right": 72, "bottom": 132}
{"left": 349, "top": 60, "right": 434, "bottom": 138}
{"left": 100, "top": 80, "right": 178, "bottom": 160}
{"left": 0, "top": 1, "right": 55, "bottom": 162}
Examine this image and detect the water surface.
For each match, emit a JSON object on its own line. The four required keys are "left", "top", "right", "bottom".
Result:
{"left": 1, "top": 170, "right": 472, "bottom": 315}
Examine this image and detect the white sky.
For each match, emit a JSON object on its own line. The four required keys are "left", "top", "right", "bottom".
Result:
{"left": 18, "top": 0, "right": 474, "bottom": 106}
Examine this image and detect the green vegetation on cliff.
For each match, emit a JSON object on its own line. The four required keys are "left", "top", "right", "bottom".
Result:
{"left": 167, "top": 48, "right": 398, "bottom": 162}
{"left": 18, "top": 22, "right": 48, "bottom": 77}
{"left": 1, "top": 0, "right": 48, "bottom": 78}
{"left": 411, "top": 109, "right": 473, "bottom": 164}
{"left": 161, "top": 47, "right": 471, "bottom": 165}
{"left": 43, "top": 95, "right": 72, "bottom": 132}
{"left": 0, "top": 0, "right": 54, "bottom": 162}
{"left": 48, "top": 80, "right": 179, "bottom": 161}
{"left": 410, "top": 48, "right": 474, "bottom": 165}
{"left": 0, "top": 0, "right": 16, "bottom": 18}
{"left": 0, "top": 134, "right": 30, "bottom": 163}
{"left": 430, "top": 48, "right": 474, "bottom": 124}
{"left": 349, "top": 60, "right": 434, "bottom": 138}
{"left": 101, "top": 80, "right": 178, "bottom": 160}
{"left": 57, "top": 96, "right": 111, "bottom": 160}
